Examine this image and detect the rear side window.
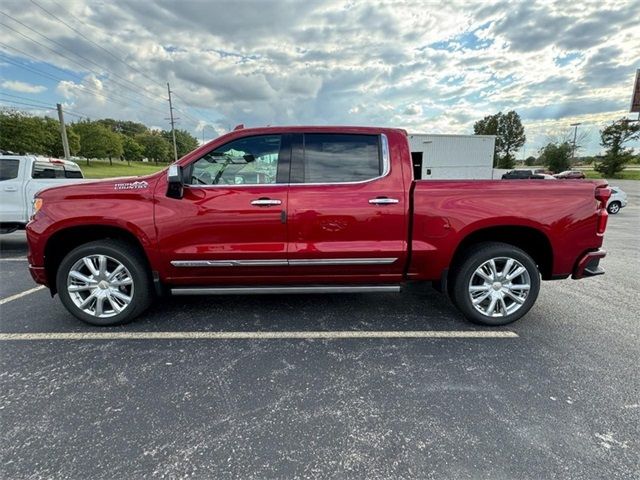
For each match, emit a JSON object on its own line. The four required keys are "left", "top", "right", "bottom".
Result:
{"left": 64, "top": 167, "right": 83, "bottom": 178}
{"left": 301, "top": 134, "right": 381, "bottom": 183}
{"left": 0, "top": 159, "right": 20, "bottom": 181}
{"left": 32, "top": 161, "right": 65, "bottom": 179}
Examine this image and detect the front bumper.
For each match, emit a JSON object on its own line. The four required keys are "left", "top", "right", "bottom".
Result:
{"left": 28, "top": 265, "right": 48, "bottom": 285}
{"left": 572, "top": 249, "right": 606, "bottom": 279}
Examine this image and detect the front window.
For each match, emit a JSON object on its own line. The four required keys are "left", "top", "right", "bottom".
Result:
{"left": 0, "top": 159, "right": 19, "bottom": 181}
{"left": 187, "top": 135, "right": 282, "bottom": 186}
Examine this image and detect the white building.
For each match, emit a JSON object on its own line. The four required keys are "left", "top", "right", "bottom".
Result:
{"left": 407, "top": 133, "right": 496, "bottom": 180}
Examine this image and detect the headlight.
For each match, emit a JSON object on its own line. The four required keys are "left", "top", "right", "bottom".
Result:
{"left": 32, "top": 197, "right": 43, "bottom": 217}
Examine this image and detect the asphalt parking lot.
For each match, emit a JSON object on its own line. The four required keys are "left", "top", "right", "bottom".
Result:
{"left": 1, "top": 180, "right": 638, "bottom": 480}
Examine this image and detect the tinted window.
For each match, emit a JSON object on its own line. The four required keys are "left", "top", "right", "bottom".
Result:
{"left": 32, "top": 161, "right": 64, "bottom": 179}
{"left": 0, "top": 159, "right": 19, "bottom": 181}
{"left": 302, "top": 134, "right": 381, "bottom": 183}
{"left": 188, "top": 135, "right": 281, "bottom": 185}
{"left": 64, "top": 165, "right": 83, "bottom": 178}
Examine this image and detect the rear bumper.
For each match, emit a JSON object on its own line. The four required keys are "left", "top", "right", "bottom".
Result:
{"left": 28, "top": 265, "right": 48, "bottom": 285}
{"left": 572, "top": 249, "right": 606, "bottom": 279}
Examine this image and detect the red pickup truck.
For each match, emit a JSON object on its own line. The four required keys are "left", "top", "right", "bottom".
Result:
{"left": 26, "top": 126, "right": 611, "bottom": 327}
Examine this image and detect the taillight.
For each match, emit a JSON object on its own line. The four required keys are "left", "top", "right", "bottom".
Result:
{"left": 595, "top": 185, "right": 611, "bottom": 235}
{"left": 597, "top": 209, "right": 608, "bottom": 235}
{"left": 595, "top": 186, "right": 611, "bottom": 209}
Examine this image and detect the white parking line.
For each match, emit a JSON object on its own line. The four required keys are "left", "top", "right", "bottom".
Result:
{"left": 0, "top": 330, "right": 518, "bottom": 341}
{"left": 0, "top": 257, "right": 28, "bottom": 261}
{"left": 0, "top": 285, "right": 46, "bottom": 305}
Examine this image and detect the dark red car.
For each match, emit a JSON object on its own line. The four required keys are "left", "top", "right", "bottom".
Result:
{"left": 26, "top": 126, "right": 610, "bottom": 327}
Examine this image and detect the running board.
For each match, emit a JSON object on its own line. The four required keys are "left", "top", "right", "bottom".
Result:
{"left": 171, "top": 285, "right": 401, "bottom": 295}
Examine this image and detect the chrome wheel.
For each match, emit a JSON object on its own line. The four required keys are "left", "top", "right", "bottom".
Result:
{"left": 66, "top": 254, "right": 134, "bottom": 318}
{"left": 468, "top": 257, "right": 531, "bottom": 318}
{"left": 608, "top": 202, "right": 620, "bottom": 214}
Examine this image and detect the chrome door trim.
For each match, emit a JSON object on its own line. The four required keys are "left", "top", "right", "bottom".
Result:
{"left": 368, "top": 198, "right": 399, "bottom": 205}
{"left": 288, "top": 258, "right": 397, "bottom": 266}
{"left": 171, "top": 285, "right": 402, "bottom": 295}
{"left": 171, "top": 259, "right": 288, "bottom": 268}
{"left": 170, "top": 257, "right": 398, "bottom": 268}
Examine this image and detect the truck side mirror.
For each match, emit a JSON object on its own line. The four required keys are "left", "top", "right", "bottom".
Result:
{"left": 167, "top": 164, "right": 184, "bottom": 199}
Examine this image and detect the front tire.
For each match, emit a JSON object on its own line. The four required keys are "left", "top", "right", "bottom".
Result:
{"left": 56, "top": 240, "right": 152, "bottom": 326}
{"left": 452, "top": 242, "right": 540, "bottom": 326}
{"left": 607, "top": 201, "right": 621, "bottom": 214}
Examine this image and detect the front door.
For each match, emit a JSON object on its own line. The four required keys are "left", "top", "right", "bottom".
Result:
{"left": 286, "top": 132, "right": 407, "bottom": 283}
{"left": 0, "top": 157, "right": 24, "bottom": 224}
{"left": 155, "top": 134, "right": 291, "bottom": 285}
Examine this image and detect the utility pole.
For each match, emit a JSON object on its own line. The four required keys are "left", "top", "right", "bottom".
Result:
{"left": 166, "top": 82, "right": 178, "bottom": 162}
{"left": 56, "top": 103, "right": 70, "bottom": 160}
{"left": 570, "top": 122, "right": 581, "bottom": 161}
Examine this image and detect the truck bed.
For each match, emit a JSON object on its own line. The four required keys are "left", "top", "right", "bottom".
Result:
{"left": 408, "top": 179, "right": 604, "bottom": 281}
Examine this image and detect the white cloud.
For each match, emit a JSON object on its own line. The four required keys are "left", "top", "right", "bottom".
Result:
{"left": 0, "top": 0, "right": 638, "bottom": 154}
{"left": 1, "top": 80, "right": 47, "bottom": 93}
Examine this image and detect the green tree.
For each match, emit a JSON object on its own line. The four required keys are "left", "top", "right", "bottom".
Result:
{"left": 73, "top": 120, "right": 123, "bottom": 164}
{"left": 43, "top": 117, "right": 80, "bottom": 157}
{"left": 538, "top": 142, "right": 572, "bottom": 173}
{"left": 524, "top": 156, "right": 537, "bottom": 166}
{"left": 122, "top": 135, "right": 144, "bottom": 163}
{"left": 137, "top": 132, "right": 171, "bottom": 164}
{"left": 161, "top": 129, "right": 199, "bottom": 158}
{"left": 595, "top": 119, "right": 640, "bottom": 177}
{"left": 97, "top": 119, "right": 148, "bottom": 137}
{"left": 0, "top": 110, "right": 50, "bottom": 154}
{"left": 474, "top": 111, "right": 526, "bottom": 169}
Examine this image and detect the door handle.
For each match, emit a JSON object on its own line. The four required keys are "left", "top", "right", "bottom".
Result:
{"left": 369, "top": 197, "right": 399, "bottom": 205}
{"left": 3, "top": 186, "right": 17, "bottom": 192}
{"left": 251, "top": 198, "right": 282, "bottom": 206}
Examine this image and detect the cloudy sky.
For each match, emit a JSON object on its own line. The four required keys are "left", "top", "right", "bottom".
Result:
{"left": 1, "top": 0, "right": 639, "bottom": 156}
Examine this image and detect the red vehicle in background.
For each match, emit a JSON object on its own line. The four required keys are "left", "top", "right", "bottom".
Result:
{"left": 26, "top": 126, "right": 610, "bottom": 326}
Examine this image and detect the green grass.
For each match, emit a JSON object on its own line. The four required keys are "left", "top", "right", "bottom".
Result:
{"left": 584, "top": 170, "right": 640, "bottom": 180}
{"left": 80, "top": 160, "right": 169, "bottom": 179}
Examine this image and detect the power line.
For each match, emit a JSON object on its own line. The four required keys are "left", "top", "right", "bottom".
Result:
{"left": 0, "top": 51, "right": 168, "bottom": 117}
{"left": 29, "top": 0, "right": 219, "bottom": 126}
{"left": 31, "top": 0, "right": 166, "bottom": 91}
{"left": 0, "top": 13, "right": 170, "bottom": 109}
{"left": 1, "top": 20, "right": 203, "bottom": 127}
{"left": 0, "top": 99, "right": 56, "bottom": 111}
{"left": 2, "top": 9, "right": 216, "bottom": 131}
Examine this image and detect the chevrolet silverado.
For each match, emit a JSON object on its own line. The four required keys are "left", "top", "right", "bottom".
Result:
{"left": 26, "top": 126, "right": 611, "bottom": 326}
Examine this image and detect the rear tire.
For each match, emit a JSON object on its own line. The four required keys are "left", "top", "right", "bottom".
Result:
{"left": 607, "top": 201, "right": 621, "bottom": 214}
{"left": 56, "top": 240, "right": 153, "bottom": 326}
{"left": 451, "top": 242, "right": 540, "bottom": 326}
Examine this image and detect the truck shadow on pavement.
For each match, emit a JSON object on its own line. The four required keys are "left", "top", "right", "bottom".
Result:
{"left": 134, "top": 286, "right": 470, "bottom": 332}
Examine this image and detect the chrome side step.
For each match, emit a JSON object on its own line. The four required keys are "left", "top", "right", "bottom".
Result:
{"left": 171, "top": 285, "right": 401, "bottom": 295}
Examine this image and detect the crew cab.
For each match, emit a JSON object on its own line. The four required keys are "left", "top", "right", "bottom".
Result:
{"left": 0, "top": 155, "right": 84, "bottom": 233}
{"left": 26, "top": 126, "right": 611, "bottom": 326}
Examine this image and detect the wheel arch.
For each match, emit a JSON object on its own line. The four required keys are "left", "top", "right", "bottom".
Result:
{"left": 44, "top": 225, "right": 152, "bottom": 294}
{"left": 447, "top": 225, "right": 554, "bottom": 289}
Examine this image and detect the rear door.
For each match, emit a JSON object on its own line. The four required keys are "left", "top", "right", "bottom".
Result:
{"left": 155, "top": 133, "right": 292, "bottom": 285}
{"left": 286, "top": 132, "right": 407, "bottom": 283}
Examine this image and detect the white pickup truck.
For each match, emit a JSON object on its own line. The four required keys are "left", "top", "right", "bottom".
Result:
{"left": 0, "top": 155, "right": 85, "bottom": 233}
